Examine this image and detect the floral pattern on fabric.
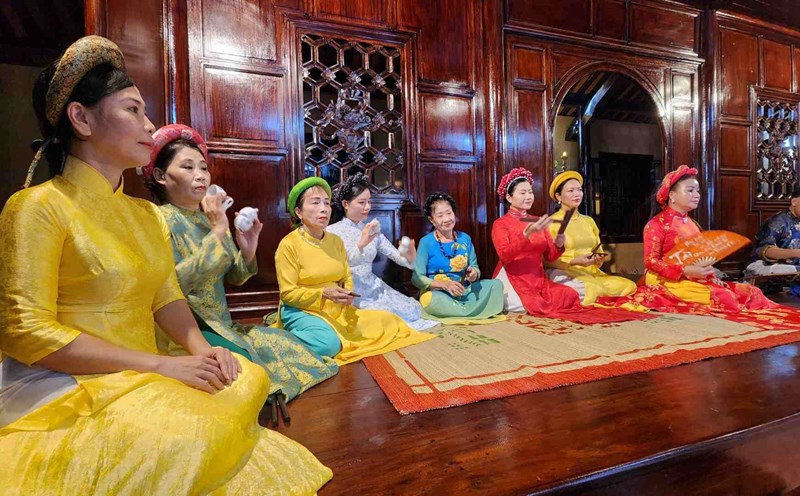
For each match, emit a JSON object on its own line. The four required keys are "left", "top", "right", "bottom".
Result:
{"left": 597, "top": 207, "right": 777, "bottom": 313}
{"left": 160, "top": 203, "right": 338, "bottom": 400}
{"left": 449, "top": 254, "right": 468, "bottom": 272}
{"left": 411, "top": 231, "right": 505, "bottom": 321}
{"left": 45, "top": 36, "right": 125, "bottom": 125}
{"left": 0, "top": 157, "right": 332, "bottom": 495}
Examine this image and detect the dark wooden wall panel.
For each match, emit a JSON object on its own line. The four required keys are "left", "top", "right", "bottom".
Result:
{"left": 630, "top": 2, "right": 697, "bottom": 52}
{"left": 202, "top": 0, "right": 276, "bottom": 62}
{"left": 506, "top": 0, "right": 701, "bottom": 57}
{"left": 316, "top": 0, "right": 390, "bottom": 26}
{"left": 91, "top": 0, "right": 166, "bottom": 203}
{"left": 396, "top": 0, "right": 486, "bottom": 261}
{"left": 795, "top": 47, "right": 800, "bottom": 93}
{"left": 103, "top": 0, "right": 166, "bottom": 128}
{"left": 204, "top": 67, "right": 284, "bottom": 148}
{"left": 719, "top": 174, "right": 759, "bottom": 237}
{"left": 506, "top": 0, "right": 591, "bottom": 35}
{"left": 397, "top": 0, "right": 474, "bottom": 85}
{"left": 209, "top": 152, "right": 291, "bottom": 290}
{"left": 512, "top": 46, "right": 545, "bottom": 84}
{"left": 419, "top": 162, "right": 478, "bottom": 249}
{"left": 274, "top": 0, "right": 302, "bottom": 9}
{"left": 419, "top": 95, "right": 474, "bottom": 155}
{"left": 183, "top": 0, "right": 293, "bottom": 315}
{"left": 719, "top": 29, "right": 758, "bottom": 117}
{"left": 672, "top": 73, "right": 693, "bottom": 102}
{"left": 509, "top": 89, "right": 548, "bottom": 213}
{"left": 761, "top": 39, "right": 792, "bottom": 91}
{"left": 595, "top": 0, "right": 626, "bottom": 40}
{"left": 672, "top": 108, "right": 694, "bottom": 167}
{"left": 719, "top": 123, "right": 750, "bottom": 169}
{"left": 710, "top": 12, "right": 800, "bottom": 270}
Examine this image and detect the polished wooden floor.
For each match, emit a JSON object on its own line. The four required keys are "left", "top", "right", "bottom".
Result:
{"left": 274, "top": 295, "right": 800, "bottom": 495}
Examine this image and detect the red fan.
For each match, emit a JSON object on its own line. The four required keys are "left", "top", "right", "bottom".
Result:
{"left": 665, "top": 230, "right": 751, "bottom": 267}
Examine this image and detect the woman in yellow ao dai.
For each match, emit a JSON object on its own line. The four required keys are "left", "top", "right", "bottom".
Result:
{"left": 0, "top": 35, "right": 330, "bottom": 496}
{"left": 545, "top": 171, "right": 636, "bottom": 304}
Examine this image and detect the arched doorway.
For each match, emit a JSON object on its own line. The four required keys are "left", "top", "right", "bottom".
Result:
{"left": 553, "top": 71, "right": 666, "bottom": 244}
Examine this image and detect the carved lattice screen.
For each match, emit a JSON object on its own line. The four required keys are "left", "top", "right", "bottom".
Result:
{"left": 755, "top": 97, "right": 799, "bottom": 201}
{"left": 301, "top": 33, "right": 404, "bottom": 193}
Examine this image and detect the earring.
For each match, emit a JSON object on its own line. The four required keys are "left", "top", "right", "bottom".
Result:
{"left": 558, "top": 200, "right": 561, "bottom": 205}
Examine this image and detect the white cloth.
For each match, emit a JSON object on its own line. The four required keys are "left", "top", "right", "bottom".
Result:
{"left": 0, "top": 357, "right": 77, "bottom": 428}
{"left": 546, "top": 268, "right": 587, "bottom": 301}
{"left": 326, "top": 219, "right": 439, "bottom": 330}
{"left": 746, "top": 260, "right": 800, "bottom": 276}
{"left": 495, "top": 266, "right": 525, "bottom": 313}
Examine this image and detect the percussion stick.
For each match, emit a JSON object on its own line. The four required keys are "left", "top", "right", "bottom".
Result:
{"left": 557, "top": 208, "right": 575, "bottom": 235}
{"left": 518, "top": 216, "right": 562, "bottom": 224}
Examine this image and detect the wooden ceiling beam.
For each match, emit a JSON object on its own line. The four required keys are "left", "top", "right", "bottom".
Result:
{"left": 582, "top": 74, "right": 618, "bottom": 125}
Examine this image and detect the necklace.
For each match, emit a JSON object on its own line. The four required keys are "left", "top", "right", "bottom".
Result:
{"left": 435, "top": 230, "right": 459, "bottom": 259}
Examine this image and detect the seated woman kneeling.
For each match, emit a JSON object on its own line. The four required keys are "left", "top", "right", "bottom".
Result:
{"left": 141, "top": 124, "right": 338, "bottom": 401}
{"left": 274, "top": 178, "right": 434, "bottom": 364}
{"left": 412, "top": 192, "right": 505, "bottom": 322}
{"left": 491, "top": 168, "right": 583, "bottom": 316}
{"left": 616, "top": 165, "right": 776, "bottom": 313}
{"left": 491, "top": 168, "right": 647, "bottom": 324}
{"left": 326, "top": 173, "right": 438, "bottom": 330}
{"left": 544, "top": 171, "right": 636, "bottom": 304}
{"left": 0, "top": 36, "right": 329, "bottom": 495}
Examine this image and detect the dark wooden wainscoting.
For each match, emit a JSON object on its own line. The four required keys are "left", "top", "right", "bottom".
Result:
{"left": 707, "top": 11, "right": 800, "bottom": 272}
{"left": 76, "top": 0, "right": 800, "bottom": 309}
{"left": 86, "top": 0, "right": 497, "bottom": 318}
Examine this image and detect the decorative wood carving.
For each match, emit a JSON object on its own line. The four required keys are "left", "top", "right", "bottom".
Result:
{"left": 754, "top": 96, "right": 799, "bottom": 201}
{"left": 300, "top": 33, "right": 405, "bottom": 193}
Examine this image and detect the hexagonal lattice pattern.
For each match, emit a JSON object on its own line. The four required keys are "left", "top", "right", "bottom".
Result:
{"left": 301, "top": 34, "right": 404, "bottom": 194}
{"left": 755, "top": 98, "right": 799, "bottom": 201}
